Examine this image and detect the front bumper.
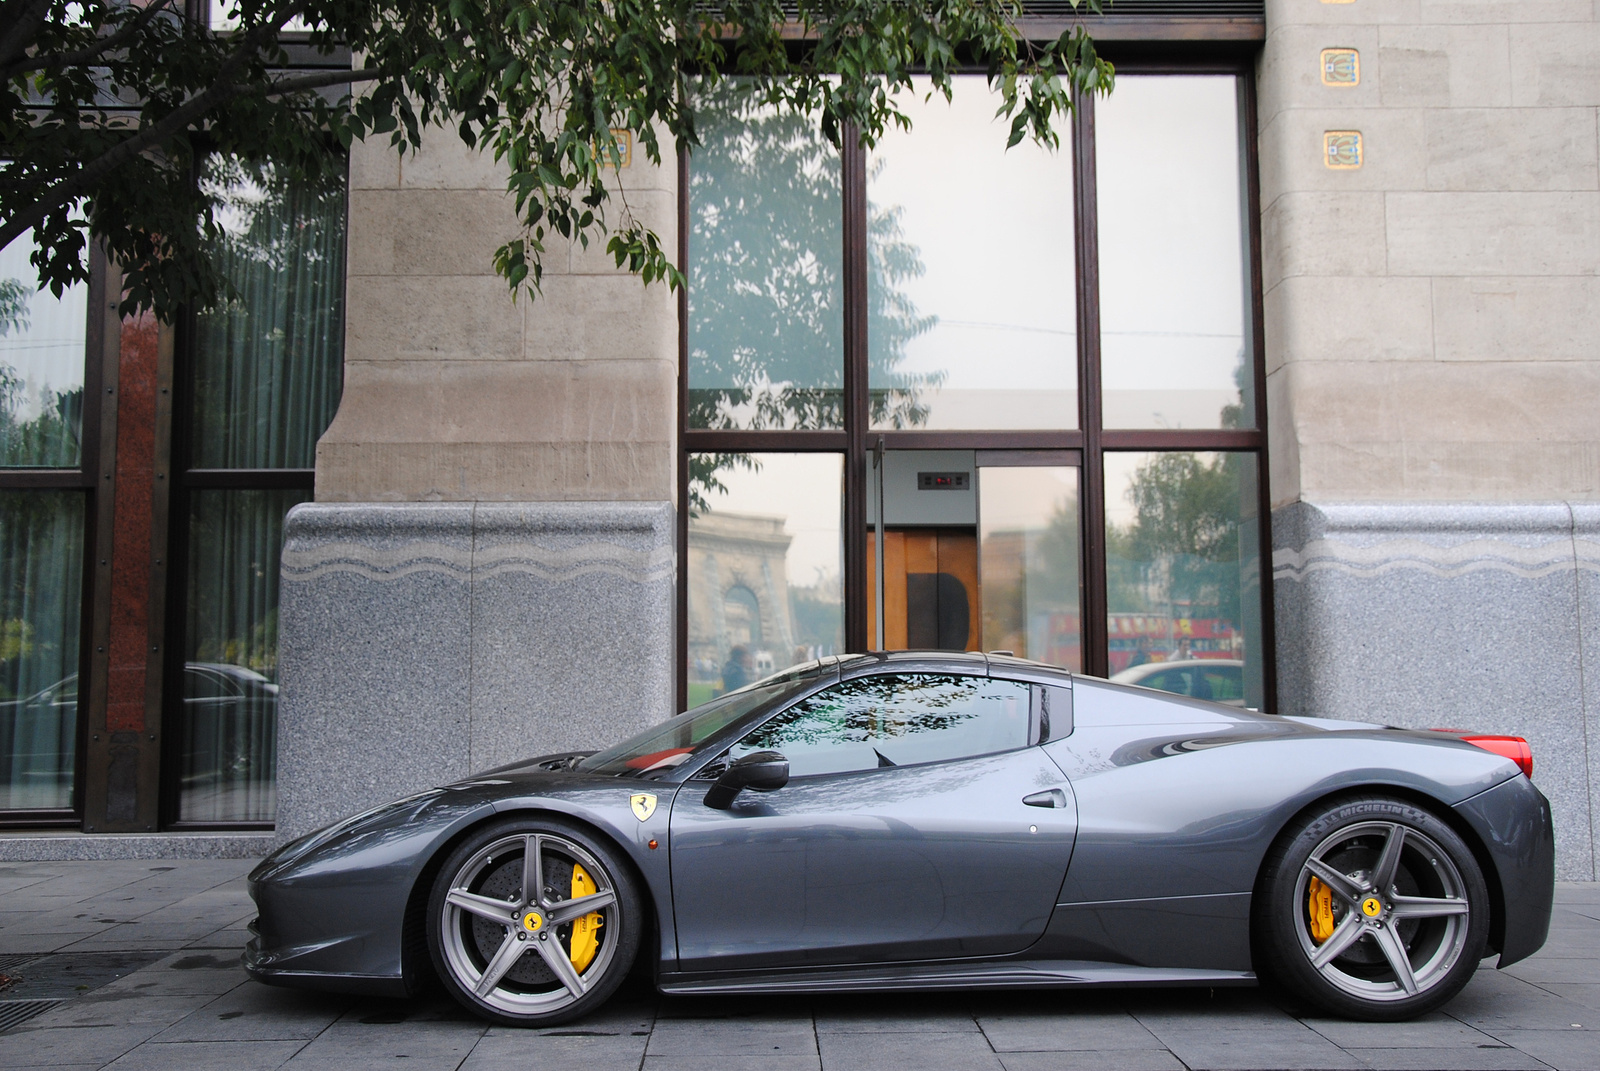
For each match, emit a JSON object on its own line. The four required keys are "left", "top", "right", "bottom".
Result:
{"left": 244, "top": 919, "right": 410, "bottom": 997}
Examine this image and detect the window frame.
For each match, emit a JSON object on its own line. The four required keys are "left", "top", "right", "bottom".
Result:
{"left": 677, "top": 51, "right": 1274, "bottom": 712}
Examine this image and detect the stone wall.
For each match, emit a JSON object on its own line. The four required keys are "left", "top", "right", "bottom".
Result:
{"left": 1258, "top": 0, "right": 1600, "bottom": 505}
{"left": 275, "top": 501, "right": 674, "bottom": 839}
{"left": 1261, "top": 3, "right": 1600, "bottom": 878}
{"left": 1274, "top": 501, "right": 1599, "bottom": 879}
{"left": 323, "top": 126, "right": 678, "bottom": 502}
{"left": 274, "top": 126, "right": 683, "bottom": 838}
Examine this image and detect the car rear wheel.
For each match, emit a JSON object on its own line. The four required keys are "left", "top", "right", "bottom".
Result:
{"left": 427, "top": 816, "right": 641, "bottom": 1026}
{"left": 1255, "top": 795, "right": 1489, "bottom": 1021}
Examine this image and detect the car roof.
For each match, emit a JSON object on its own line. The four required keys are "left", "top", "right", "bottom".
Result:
{"left": 835, "top": 651, "right": 1073, "bottom": 685}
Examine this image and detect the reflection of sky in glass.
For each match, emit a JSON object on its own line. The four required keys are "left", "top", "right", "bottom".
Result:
{"left": 1097, "top": 76, "right": 1250, "bottom": 430}
{"left": 699, "top": 454, "right": 843, "bottom": 586}
{"left": 0, "top": 233, "right": 87, "bottom": 426}
{"left": 869, "top": 76, "right": 1077, "bottom": 430}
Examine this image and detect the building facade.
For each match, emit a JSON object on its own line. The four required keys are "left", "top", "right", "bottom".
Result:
{"left": 1, "top": 0, "right": 1597, "bottom": 880}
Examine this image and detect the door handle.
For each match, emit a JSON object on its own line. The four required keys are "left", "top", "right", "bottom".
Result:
{"left": 1023, "top": 788, "right": 1068, "bottom": 809}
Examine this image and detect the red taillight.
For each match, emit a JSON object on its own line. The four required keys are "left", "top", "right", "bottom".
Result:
{"left": 1460, "top": 735, "right": 1533, "bottom": 779}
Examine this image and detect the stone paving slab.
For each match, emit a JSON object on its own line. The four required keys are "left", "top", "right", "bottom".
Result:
{"left": 0, "top": 862, "right": 1596, "bottom": 1070}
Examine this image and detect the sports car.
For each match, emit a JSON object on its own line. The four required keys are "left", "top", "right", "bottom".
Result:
{"left": 245, "top": 652, "right": 1554, "bottom": 1025}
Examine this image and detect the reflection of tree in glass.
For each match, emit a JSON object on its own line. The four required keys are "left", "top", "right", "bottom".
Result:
{"left": 687, "top": 81, "right": 936, "bottom": 501}
{"left": 745, "top": 674, "right": 980, "bottom": 751}
{"left": 1219, "top": 351, "right": 1250, "bottom": 430}
{"left": 0, "top": 278, "right": 28, "bottom": 336}
{"left": 0, "top": 362, "right": 82, "bottom": 466}
{"left": 1107, "top": 453, "right": 1244, "bottom": 625}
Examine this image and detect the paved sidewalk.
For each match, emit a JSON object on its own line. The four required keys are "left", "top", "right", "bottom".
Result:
{"left": 0, "top": 861, "right": 1596, "bottom": 1071}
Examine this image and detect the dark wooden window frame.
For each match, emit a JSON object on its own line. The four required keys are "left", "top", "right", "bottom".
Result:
{"left": 677, "top": 49, "right": 1275, "bottom": 714}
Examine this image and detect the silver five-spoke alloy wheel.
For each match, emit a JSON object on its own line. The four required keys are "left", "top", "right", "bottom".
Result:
{"left": 1257, "top": 796, "right": 1489, "bottom": 1020}
{"left": 1294, "top": 821, "right": 1471, "bottom": 1001}
{"left": 427, "top": 818, "right": 640, "bottom": 1025}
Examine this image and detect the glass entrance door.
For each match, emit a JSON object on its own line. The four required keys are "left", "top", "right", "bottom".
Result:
{"left": 867, "top": 451, "right": 1081, "bottom": 669}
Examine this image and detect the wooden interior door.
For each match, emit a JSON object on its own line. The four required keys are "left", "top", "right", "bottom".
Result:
{"left": 866, "top": 528, "right": 979, "bottom": 651}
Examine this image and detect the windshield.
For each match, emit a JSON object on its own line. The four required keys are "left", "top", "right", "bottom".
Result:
{"left": 577, "top": 671, "right": 824, "bottom": 779}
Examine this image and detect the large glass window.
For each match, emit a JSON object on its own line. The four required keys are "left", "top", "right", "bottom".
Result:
{"left": 686, "top": 453, "right": 843, "bottom": 708}
{"left": 0, "top": 492, "right": 84, "bottom": 810}
{"left": 173, "top": 157, "right": 346, "bottom": 825}
{"left": 0, "top": 233, "right": 87, "bottom": 468}
{"left": 688, "top": 82, "right": 844, "bottom": 430}
{"left": 178, "top": 488, "right": 307, "bottom": 823}
{"left": 1104, "top": 452, "right": 1264, "bottom": 709}
{"left": 1, "top": 230, "right": 89, "bottom": 818}
{"left": 191, "top": 158, "right": 346, "bottom": 469}
{"left": 978, "top": 463, "right": 1081, "bottom": 669}
{"left": 682, "top": 63, "right": 1270, "bottom": 707}
{"left": 1096, "top": 76, "right": 1252, "bottom": 431}
{"left": 868, "top": 76, "right": 1077, "bottom": 431}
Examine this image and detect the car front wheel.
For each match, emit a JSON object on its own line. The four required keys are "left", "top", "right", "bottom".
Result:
{"left": 426, "top": 816, "right": 641, "bottom": 1026}
{"left": 1255, "top": 795, "right": 1490, "bottom": 1020}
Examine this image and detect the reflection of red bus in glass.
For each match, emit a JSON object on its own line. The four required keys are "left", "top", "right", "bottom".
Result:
{"left": 1031, "top": 612, "right": 1082, "bottom": 672}
{"left": 1107, "top": 614, "right": 1239, "bottom": 675}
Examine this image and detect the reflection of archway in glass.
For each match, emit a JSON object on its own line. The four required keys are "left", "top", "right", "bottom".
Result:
{"left": 722, "top": 585, "right": 762, "bottom": 649}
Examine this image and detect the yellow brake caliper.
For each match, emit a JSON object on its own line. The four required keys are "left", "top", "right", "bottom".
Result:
{"left": 567, "top": 864, "right": 604, "bottom": 971}
{"left": 1308, "top": 876, "right": 1335, "bottom": 943}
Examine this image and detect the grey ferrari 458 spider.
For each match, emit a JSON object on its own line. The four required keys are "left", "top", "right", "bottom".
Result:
{"left": 245, "top": 652, "right": 1553, "bottom": 1026}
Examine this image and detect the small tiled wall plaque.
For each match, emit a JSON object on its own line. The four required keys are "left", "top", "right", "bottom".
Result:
{"left": 1324, "top": 131, "right": 1362, "bottom": 169}
{"left": 602, "top": 128, "right": 633, "bottom": 168}
{"left": 1321, "top": 48, "right": 1360, "bottom": 86}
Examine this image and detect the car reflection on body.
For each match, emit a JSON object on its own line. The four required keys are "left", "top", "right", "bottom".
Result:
{"left": 1111, "top": 658, "right": 1246, "bottom": 705}
{"left": 245, "top": 652, "right": 1553, "bottom": 1028}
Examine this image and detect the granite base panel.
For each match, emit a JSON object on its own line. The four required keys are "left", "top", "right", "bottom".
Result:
{"left": 275, "top": 501, "right": 675, "bottom": 840}
{"left": 0, "top": 832, "right": 277, "bottom": 860}
{"left": 1273, "top": 501, "right": 1600, "bottom": 881}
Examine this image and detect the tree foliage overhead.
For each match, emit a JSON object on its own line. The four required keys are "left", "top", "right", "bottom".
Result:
{"left": 2, "top": 0, "right": 1113, "bottom": 319}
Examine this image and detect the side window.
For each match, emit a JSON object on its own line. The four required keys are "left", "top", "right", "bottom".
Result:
{"left": 731, "top": 673, "right": 1030, "bottom": 778}
{"left": 1203, "top": 665, "right": 1244, "bottom": 703}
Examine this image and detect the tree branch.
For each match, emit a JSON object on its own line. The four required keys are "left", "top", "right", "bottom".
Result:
{"left": 265, "top": 67, "right": 378, "bottom": 97}
{"left": 0, "top": 0, "right": 52, "bottom": 71}
{"left": 0, "top": 8, "right": 306, "bottom": 254}
{"left": 5, "top": 0, "right": 177, "bottom": 80}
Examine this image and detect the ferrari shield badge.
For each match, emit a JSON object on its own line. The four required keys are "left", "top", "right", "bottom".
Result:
{"left": 630, "top": 793, "right": 657, "bottom": 822}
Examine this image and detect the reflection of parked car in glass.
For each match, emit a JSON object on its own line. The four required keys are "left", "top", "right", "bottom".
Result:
{"left": 0, "top": 675, "right": 78, "bottom": 809}
{"left": 182, "top": 662, "right": 278, "bottom": 783}
{"left": 1111, "top": 658, "right": 1245, "bottom": 705}
{"left": 2, "top": 663, "right": 278, "bottom": 812}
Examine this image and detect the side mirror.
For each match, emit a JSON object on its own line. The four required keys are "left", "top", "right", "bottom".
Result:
{"left": 703, "top": 750, "right": 789, "bottom": 809}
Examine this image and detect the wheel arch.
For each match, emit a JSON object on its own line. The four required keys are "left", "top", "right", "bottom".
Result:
{"left": 1251, "top": 784, "right": 1506, "bottom": 959}
{"left": 398, "top": 806, "right": 662, "bottom": 997}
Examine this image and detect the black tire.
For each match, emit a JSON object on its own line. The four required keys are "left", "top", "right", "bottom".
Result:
{"left": 426, "top": 815, "right": 642, "bottom": 1027}
{"left": 1255, "top": 795, "right": 1490, "bottom": 1021}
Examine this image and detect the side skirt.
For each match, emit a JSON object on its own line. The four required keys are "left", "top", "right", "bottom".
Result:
{"left": 657, "top": 960, "right": 1257, "bottom": 996}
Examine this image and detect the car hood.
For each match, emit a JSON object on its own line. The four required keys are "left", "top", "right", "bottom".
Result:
{"left": 467, "top": 749, "right": 599, "bottom": 779}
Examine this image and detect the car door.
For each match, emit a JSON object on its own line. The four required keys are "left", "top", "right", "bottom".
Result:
{"left": 668, "top": 670, "right": 1077, "bottom": 973}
